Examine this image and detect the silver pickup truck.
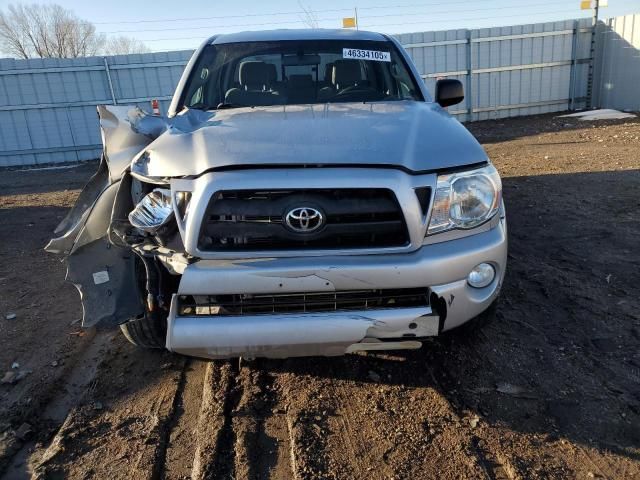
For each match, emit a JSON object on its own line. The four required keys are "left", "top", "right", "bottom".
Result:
{"left": 47, "top": 29, "right": 507, "bottom": 359}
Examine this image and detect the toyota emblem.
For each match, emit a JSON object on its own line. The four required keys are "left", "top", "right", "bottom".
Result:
{"left": 284, "top": 207, "right": 324, "bottom": 233}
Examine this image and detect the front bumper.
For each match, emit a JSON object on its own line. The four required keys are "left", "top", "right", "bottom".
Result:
{"left": 166, "top": 217, "right": 507, "bottom": 359}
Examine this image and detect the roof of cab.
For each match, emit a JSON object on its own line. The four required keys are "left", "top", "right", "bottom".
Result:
{"left": 210, "top": 29, "right": 388, "bottom": 44}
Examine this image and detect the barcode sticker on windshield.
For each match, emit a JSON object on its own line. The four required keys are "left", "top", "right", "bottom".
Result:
{"left": 343, "top": 48, "right": 391, "bottom": 62}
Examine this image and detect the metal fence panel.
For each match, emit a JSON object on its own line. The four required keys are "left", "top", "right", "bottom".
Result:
{"left": 593, "top": 14, "right": 640, "bottom": 111}
{"left": 0, "top": 50, "right": 193, "bottom": 166}
{"left": 397, "top": 17, "right": 595, "bottom": 122}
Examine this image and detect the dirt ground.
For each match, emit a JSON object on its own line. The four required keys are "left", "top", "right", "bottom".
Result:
{"left": 0, "top": 112, "right": 639, "bottom": 480}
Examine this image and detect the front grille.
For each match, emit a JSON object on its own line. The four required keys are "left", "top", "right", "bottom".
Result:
{"left": 198, "top": 189, "right": 411, "bottom": 251}
{"left": 178, "top": 288, "right": 430, "bottom": 316}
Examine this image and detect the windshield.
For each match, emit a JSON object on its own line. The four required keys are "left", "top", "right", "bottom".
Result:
{"left": 181, "top": 39, "right": 423, "bottom": 110}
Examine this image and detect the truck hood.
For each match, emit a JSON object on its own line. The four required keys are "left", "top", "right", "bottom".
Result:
{"left": 137, "top": 102, "right": 486, "bottom": 177}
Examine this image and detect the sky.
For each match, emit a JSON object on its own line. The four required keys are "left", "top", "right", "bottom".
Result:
{"left": 1, "top": 0, "right": 639, "bottom": 52}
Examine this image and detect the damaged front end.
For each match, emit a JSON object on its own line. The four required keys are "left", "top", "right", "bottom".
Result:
{"left": 47, "top": 104, "right": 506, "bottom": 359}
{"left": 46, "top": 106, "right": 184, "bottom": 339}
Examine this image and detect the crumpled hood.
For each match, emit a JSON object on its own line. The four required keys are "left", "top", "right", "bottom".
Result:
{"left": 140, "top": 102, "right": 486, "bottom": 177}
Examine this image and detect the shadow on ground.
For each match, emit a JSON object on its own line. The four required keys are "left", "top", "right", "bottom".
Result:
{"left": 261, "top": 168, "right": 640, "bottom": 464}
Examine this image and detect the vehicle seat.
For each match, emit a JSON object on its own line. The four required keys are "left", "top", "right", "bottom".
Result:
{"left": 286, "top": 74, "right": 315, "bottom": 104}
{"left": 265, "top": 63, "right": 280, "bottom": 90}
{"left": 332, "top": 60, "right": 364, "bottom": 91}
{"left": 240, "top": 61, "right": 273, "bottom": 90}
{"left": 318, "top": 63, "right": 335, "bottom": 101}
{"left": 225, "top": 61, "right": 281, "bottom": 106}
{"left": 321, "top": 63, "right": 334, "bottom": 88}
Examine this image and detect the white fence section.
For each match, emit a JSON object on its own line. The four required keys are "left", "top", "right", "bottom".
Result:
{"left": 0, "top": 51, "right": 192, "bottom": 166}
{"left": 0, "top": 14, "right": 637, "bottom": 167}
{"left": 593, "top": 13, "right": 640, "bottom": 111}
{"left": 395, "top": 18, "right": 594, "bottom": 121}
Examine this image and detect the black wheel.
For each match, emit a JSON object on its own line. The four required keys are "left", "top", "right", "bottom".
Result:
{"left": 120, "top": 313, "right": 167, "bottom": 348}
{"left": 120, "top": 252, "right": 172, "bottom": 349}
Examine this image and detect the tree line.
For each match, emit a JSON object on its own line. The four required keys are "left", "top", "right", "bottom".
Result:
{"left": 0, "top": 3, "right": 150, "bottom": 59}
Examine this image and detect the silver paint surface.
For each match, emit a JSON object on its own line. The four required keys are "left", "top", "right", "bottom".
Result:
{"left": 166, "top": 295, "right": 438, "bottom": 359}
{"left": 167, "top": 220, "right": 507, "bottom": 358}
{"left": 177, "top": 220, "right": 507, "bottom": 296}
{"left": 144, "top": 102, "right": 486, "bottom": 177}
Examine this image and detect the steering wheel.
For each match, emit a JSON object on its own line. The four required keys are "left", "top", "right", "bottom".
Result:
{"left": 330, "top": 85, "right": 384, "bottom": 103}
{"left": 335, "top": 84, "right": 372, "bottom": 96}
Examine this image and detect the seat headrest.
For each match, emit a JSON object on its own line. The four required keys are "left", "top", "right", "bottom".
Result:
{"left": 288, "top": 74, "right": 313, "bottom": 88}
{"left": 239, "top": 61, "right": 273, "bottom": 90}
{"left": 332, "top": 60, "right": 362, "bottom": 88}
{"left": 265, "top": 63, "right": 277, "bottom": 85}
{"left": 324, "top": 63, "right": 334, "bottom": 83}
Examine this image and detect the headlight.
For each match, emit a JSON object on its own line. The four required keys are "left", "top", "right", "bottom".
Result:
{"left": 427, "top": 164, "right": 501, "bottom": 235}
{"left": 128, "top": 188, "right": 174, "bottom": 234}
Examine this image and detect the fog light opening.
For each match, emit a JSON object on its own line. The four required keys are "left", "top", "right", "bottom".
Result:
{"left": 467, "top": 263, "right": 495, "bottom": 288}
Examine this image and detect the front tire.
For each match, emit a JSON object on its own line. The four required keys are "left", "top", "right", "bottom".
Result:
{"left": 120, "top": 313, "right": 167, "bottom": 348}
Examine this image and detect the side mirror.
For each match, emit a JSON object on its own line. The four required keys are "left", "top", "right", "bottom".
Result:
{"left": 435, "top": 79, "right": 464, "bottom": 107}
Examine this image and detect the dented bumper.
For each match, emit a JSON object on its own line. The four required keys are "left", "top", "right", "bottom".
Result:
{"left": 166, "top": 219, "right": 507, "bottom": 359}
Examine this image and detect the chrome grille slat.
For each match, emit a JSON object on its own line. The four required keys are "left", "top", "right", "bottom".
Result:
{"left": 198, "top": 188, "right": 414, "bottom": 251}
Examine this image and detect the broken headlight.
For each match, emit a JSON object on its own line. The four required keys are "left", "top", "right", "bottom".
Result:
{"left": 128, "top": 188, "right": 174, "bottom": 234}
{"left": 427, "top": 164, "right": 502, "bottom": 235}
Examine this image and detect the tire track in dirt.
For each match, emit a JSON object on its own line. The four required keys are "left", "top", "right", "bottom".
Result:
{"left": 25, "top": 337, "right": 187, "bottom": 479}
{"left": 162, "top": 360, "right": 207, "bottom": 479}
{"left": 230, "top": 364, "right": 258, "bottom": 480}
{"left": 127, "top": 358, "right": 188, "bottom": 480}
{"left": 275, "top": 363, "right": 336, "bottom": 479}
{"left": 192, "top": 360, "right": 298, "bottom": 480}
{"left": 191, "top": 359, "right": 322, "bottom": 479}
{"left": 1, "top": 331, "right": 112, "bottom": 479}
{"left": 191, "top": 361, "right": 236, "bottom": 480}
{"left": 271, "top": 354, "right": 492, "bottom": 479}
{"left": 470, "top": 436, "right": 518, "bottom": 480}
{"left": 259, "top": 381, "right": 296, "bottom": 480}
{"left": 231, "top": 361, "right": 296, "bottom": 480}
